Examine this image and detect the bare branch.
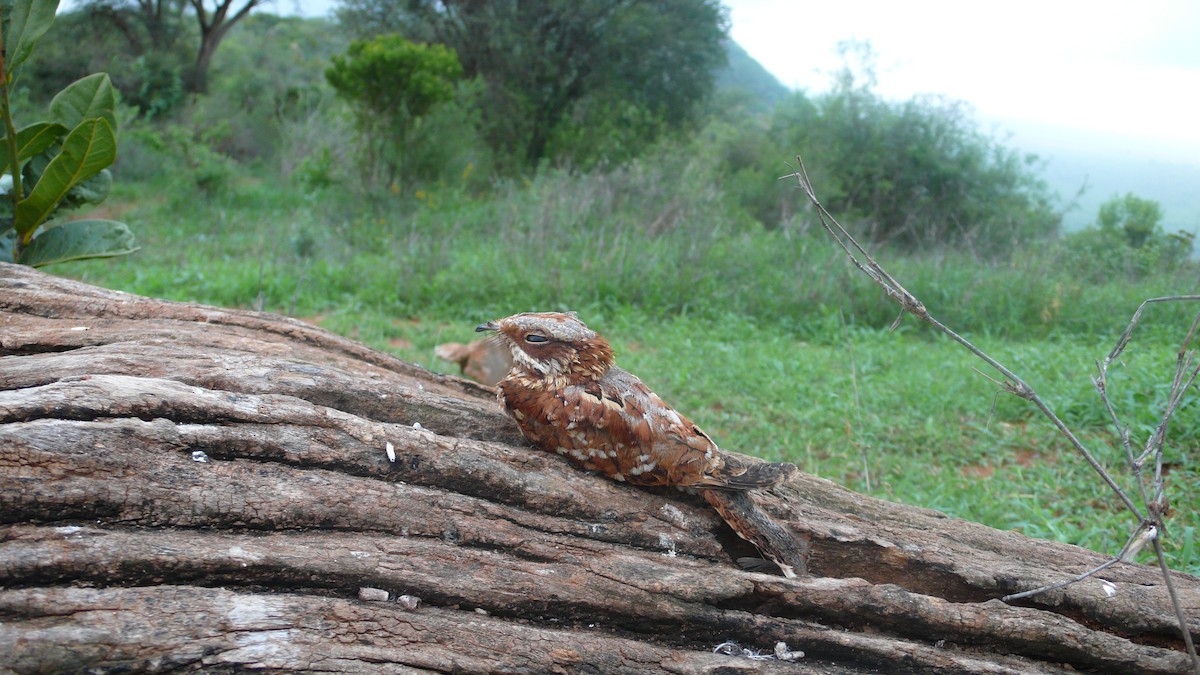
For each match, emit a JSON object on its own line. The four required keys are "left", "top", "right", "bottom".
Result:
{"left": 788, "top": 154, "right": 1200, "bottom": 673}
{"left": 1154, "top": 535, "right": 1200, "bottom": 672}
{"left": 786, "top": 156, "right": 1143, "bottom": 520}
{"left": 1001, "top": 525, "right": 1146, "bottom": 602}
{"left": 1103, "top": 296, "right": 1200, "bottom": 369}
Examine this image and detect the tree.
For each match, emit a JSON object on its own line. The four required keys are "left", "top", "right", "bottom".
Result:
{"left": 188, "top": 0, "right": 266, "bottom": 92}
{"left": 336, "top": 0, "right": 729, "bottom": 168}
{"left": 754, "top": 42, "right": 1060, "bottom": 255}
{"left": 326, "top": 34, "right": 462, "bottom": 185}
{"left": 85, "top": 0, "right": 187, "bottom": 55}
{"left": 1062, "top": 193, "right": 1195, "bottom": 280}
{"left": 80, "top": 0, "right": 265, "bottom": 94}
{"left": 1098, "top": 192, "right": 1164, "bottom": 249}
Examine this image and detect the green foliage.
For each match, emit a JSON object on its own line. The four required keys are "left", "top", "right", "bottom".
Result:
{"left": 12, "top": 217, "right": 136, "bottom": 265}
{"left": 337, "top": 0, "right": 729, "bottom": 169}
{"left": 327, "top": 34, "right": 461, "bottom": 120}
{"left": 14, "top": 118, "right": 115, "bottom": 231}
{"left": 0, "top": 0, "right": 136, "bottom": 266}
{"left": 163, "top": 121, "right": 240, "bottom": 195}
{"left": 717, "top": 44, "right": 1061, "bottom": 257}
{"left": 545, "top": 98, "right": 668, "bottom": 170}
{"left": 23, "top": 4, "right": 194, "bottom": 117}
{"left": 129, "top": 55, "right": 184, "bottom": 119}
{"left": 60, "top": 134, "right": 1198, "bottom": 341}
{"left": 2, "top": 0, "right": 56, "bottom": 75}
{"left": 1060, "top": 193, "right": 1194, "bottom": 282}
{"left": 326, "top": 33, "right": 462, "bottom": 186}
{"left": 1098, "top": 192, "right": 1164, "bottom": 248}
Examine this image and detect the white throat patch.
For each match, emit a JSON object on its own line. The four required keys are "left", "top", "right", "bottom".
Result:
{"left": 508, "top": 341, "right": 566, "bottom": 378}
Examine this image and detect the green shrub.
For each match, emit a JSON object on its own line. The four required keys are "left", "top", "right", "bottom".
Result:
{"left": 718, "top": 45, "right": 1061, "bottom": 258}
{"left": 545, "top": 98, "right": 669, "bottom": 170}
{"left": 1060, "top": 193, "right": 1196, "bottom": 282}
{"left": 400, "top": 78, "right": 493, "bottom": 191}
{"left": 1099, "top": 191, "right": 1162, "bottom": 248}
{"left": 326, "top": 33, "right": 462, "bottom": 188}
{"left": 0, "top": 0, "right": 137, "bottom": 267}
{"left": 129, "top": 55, "right": 184, "bottom": 119}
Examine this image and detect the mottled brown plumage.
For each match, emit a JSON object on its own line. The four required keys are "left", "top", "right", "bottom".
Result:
{"left": 477, "top": 312, "right": 804, "bottom": 577}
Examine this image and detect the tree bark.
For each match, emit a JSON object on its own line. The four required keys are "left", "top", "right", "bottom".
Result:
{"left": 1, "top": 261, "right": 1196, "bottom": 674}
{"left": 186, "top": 0, "right": 263, "bottom": 92}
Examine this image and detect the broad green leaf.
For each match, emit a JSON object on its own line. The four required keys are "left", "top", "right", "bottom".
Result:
{"left": 61, "top": 168, "right": 112, "bottom": 208}
{"left": 16, "top": 219, "right": 137, "bottom": 267}
{"left": 14, "top": 118, "right": 116, "bottom": 236}
{"left": 0, "top": 121, "right": 67, "bottom": 170}
{"left": 4, "top": 0, "right": 59, "bottom": 76}
{"left": 49, "top": 73, "right": 118, "bottom": 133}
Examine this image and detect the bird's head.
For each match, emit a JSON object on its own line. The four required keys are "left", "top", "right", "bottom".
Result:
{"left": 476, "top": 312, "right": 613, "bottom": 385}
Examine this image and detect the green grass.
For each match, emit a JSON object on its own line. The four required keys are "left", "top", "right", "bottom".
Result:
{"left": 56, "top": 169, "right": 1200, "bottom": 574}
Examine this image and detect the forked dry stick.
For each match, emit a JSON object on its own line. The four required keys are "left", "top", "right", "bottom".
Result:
{"left": 785, "top": 155, "right": 1200, "bottom": 672}
{"left": 1007, "top": 299, "right": 1198, "bottom": 613}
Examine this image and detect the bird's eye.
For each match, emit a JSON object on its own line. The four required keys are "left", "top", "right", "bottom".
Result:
{"left": 525, "top": 334, "right": 549, "bottom": 343}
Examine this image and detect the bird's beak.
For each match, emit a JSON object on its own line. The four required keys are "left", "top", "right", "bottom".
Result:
{"left": 475, "top": 320, "right": 500, "bottom": 333}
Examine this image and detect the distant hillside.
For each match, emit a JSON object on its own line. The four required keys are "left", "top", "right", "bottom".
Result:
{"left": 714, "top": 40, "right": 790, "bottom": 114}
{"left": 1036, "top": 150, "right": 1200, "bottom": 236}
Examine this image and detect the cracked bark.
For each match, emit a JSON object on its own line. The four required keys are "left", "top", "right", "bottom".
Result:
{"left": 1, "top": 262, "right": 1197, "bottom": 674}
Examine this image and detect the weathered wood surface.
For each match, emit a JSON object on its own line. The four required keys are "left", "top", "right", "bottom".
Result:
{"left": 1, "top": 261, "right": 1196, "bottom": 674}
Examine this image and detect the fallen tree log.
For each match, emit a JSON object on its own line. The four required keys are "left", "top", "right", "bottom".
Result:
{"left": 1, "top": 261, "right": 1196, "bottom": 674}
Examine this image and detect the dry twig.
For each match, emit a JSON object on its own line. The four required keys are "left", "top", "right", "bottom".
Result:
{"left": 785, "top": 155, "right": 1200, "bottom": 672}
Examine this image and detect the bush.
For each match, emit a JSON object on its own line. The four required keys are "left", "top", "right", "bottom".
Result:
{"left": 1059, "top": 193, "right": 1196, "bottom": 282}
{"left": 400, "top": 78, "right": 494, "bottom": 192}
{"left": 326, "top": 33, "right": 463, "bottom": 188}
{"left": 275, "top": 86, "right": 353, "bottom": 190}
{"left": 716, "top": 44, "right": 1062, "bottom": 258}
{"left": 139, "top": 123, "right": 241, "bottom": 196}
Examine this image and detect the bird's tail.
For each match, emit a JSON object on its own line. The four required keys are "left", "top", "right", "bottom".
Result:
{"left": 701, "top": 489, "right": 808, "bottom": 578}
{"left": 706, "top": 454, "right": 798, "bottom": 490}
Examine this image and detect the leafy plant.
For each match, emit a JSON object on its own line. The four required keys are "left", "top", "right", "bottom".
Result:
{"left": 326, "top": 33, "right": 462, "bottom": 187}
{"left": 723, "top": 42, "right": 1061, "bottom": 256}
{"left": 162, "top": 122, "right": 238, "bottom": 195}
{"left": 1061, "top": 193, "right": 1195, "bottom": 281}
{"left": 0, "top": 0, "right": 137, "bottom": 267}
{"left": 337, "top": 0, "right": 729, "bottom": 169}
{"left": 1098, "top": 191, "right": 1163, "bottom": 248}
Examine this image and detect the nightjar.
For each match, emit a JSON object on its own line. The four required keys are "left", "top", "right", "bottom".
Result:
{"left": 477, "top": 311, "right": 805, "bottom": 576}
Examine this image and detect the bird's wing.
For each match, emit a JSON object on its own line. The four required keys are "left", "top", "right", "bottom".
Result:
{"left": 582, "top": 368, "right": 726, "bottom": 487}
{"left": 501, "top": 369, "right": 794, "bottom": 490}
{"left": 592, "top": 368, "right": 798, "bottom": 490}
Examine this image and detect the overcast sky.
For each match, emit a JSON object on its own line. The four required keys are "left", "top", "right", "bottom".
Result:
{"left": 724, "top": 0, "right": 1200, "bottom": 166}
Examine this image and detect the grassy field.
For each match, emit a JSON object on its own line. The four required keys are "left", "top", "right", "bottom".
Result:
{"left": 58, "top": 168, "right": 1200, "bottom": 574}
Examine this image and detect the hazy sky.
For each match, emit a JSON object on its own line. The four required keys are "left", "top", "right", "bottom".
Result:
{"left": 724, "top": 0, "right": 1200, "bottom": 166}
